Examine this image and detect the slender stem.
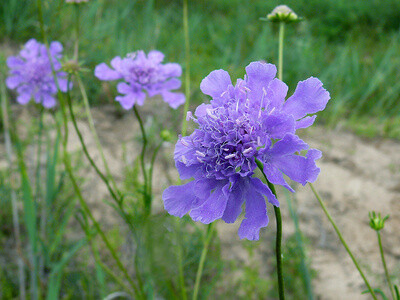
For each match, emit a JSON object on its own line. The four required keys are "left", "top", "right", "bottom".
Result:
{"left": 377, "top": 231, "right": 396, "bottom": 300}
{"left": 76, "top": 74, "right": 119, "bottom": 193}
{"left": 132, "top": 106, "right": 150, "bottom": 215}
{"left": 309, "top": 183, "right": 378, "bottom": 300}
{"left": 192, "top": 223, "right": 215, "bottom": 300}
{"left": 56, "top": 87, "right": 142, "bottom": 298}
{"left": 181, "top": 0, "right": 191, "bottom": 136}
{"left": 65, "top": 89, "right": 121, "bottom": 205}
{"left": 256, "top": 160, "right": 285, "bottom": 300}
{"left": 175, "top": 219, "right": 187, "bottom": 300}
{"left": 73, "top": 3, "right": 80, "bottom": 60}
{"left": 148, "top": 142, "right": 162, "bottom": 201}
{"left": 1, "top": 78, "right": 26, "bottom": 300}
{"left": 278, "top": 22, "right": 285, "bottom": 81}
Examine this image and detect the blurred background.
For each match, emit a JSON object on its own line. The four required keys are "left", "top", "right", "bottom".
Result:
{"left": 1, "top": 0, "right": 400, "bottom": 299}
{"left": 1, "top": 0, "right": 400, "bottom": 137}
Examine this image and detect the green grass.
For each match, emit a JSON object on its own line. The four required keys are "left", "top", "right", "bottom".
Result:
{"left": 1, "top": 0, "right": 400, "bottom": 139}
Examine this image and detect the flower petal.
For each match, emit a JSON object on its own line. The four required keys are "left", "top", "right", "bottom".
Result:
{"left": 190, "top": 183, "right": 229, "bottom": 224}
{"left": 200, "top": 69, "right": 232, "bottom": 99}
{"left": 238, "top": 180, "right": 269, "bottom": 240}
{"left": 148, "top": 50, "right": 165, "bottom": 64}
{"left": 245, "top": 62, "right": 277, "bottom": 102}
{"left": 6, "top": 76, "right": 23, "bottom": 89}
{"left": 250, "top": 177, "right": 280, "bottom": 206}
{"left": 266, "top": 78, "right": 288, "bottom": 111}
{"left": 262, "top": 162, "right": 294, "bottom": 193}
{"left": 296, "top": 115, "right": 316, "bottom": 129}
{"left": 269, "top": 133, "right": 308, "bottom": 157}
{"left": 282, "top": 77, "right": 330, "bottom": 120}
{"left": 222, "top": 179, "right": 244, "bottom": 223}
{"left": 263, "top": 112, "right": 295, "bottom": 139}
{"left": 94, "top": 62, "right": 122, "bottom": 81}
{"left": 163, "top": 63, "right": 182, "bottom": 77}
{"left": 161, "top": 91, "right": 185, "bottom": 109}
{"left": 274, "top": 149, "right": 322, "bottom": 185}
{"left": 163, "top": 181, "right": 198, "bottom": 217}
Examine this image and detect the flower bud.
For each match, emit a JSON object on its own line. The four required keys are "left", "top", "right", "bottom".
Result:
{"left": 160, "top": 130, "right": 174, "bottom": 142}
{"left": 261, "top": 5, "right": 300, "bottom": 23}
{"left": 62, "top": 59, "right": 81, "bottom": 74}
{"left": 66, "top": 0, "right": 89, "bottom": 3}
{"left": 369, "top": 211, "right": 389, "bottom": 231}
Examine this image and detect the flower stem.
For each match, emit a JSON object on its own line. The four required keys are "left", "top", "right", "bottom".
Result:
{"left": 181, "top": 0, "right": 191, "bottom": 136}
{"left": 1, "top": 76, "right": 26, "bottom": 300}
{"left": 192, "top": 222, "right": 215, "bottom": 300}
{"left": 376, "top": 231, "right": 396, "bottom": 300}
{"left": 148, "top": 141, "right": 162, "bottom": 203}
{"left": 256, "top": 160, "right": 285, "bottom": 300}
{"left": 133, "top": 106, "right": 151, "bottom": 215}
{"left": 309, "top": 183, "right": 378, "bottom": 300}
{"left": 76, "top": 74, "right": 119, "bottom": 193}
{"left": 278, "top": 22, "right": 285, "bottom": 81}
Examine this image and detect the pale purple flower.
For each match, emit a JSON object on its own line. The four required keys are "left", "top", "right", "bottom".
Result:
{"left": 6, "top": 39, "right": 69, "bottom": 108}
{"left": 95, "top": 50, "right": 185, "bottom": 110}
{"left": 163, "top": 61, "right": 330, "bottom": 240}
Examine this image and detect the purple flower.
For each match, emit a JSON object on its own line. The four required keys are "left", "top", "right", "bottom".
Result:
{"left": 95, "top": 50, "right": 185, "bottom": 110}
{"left": 6, "top": 39, "right": 70, "bottom": 108}
{"left": 163, "top": 61, "right": 330, "bottom": 240}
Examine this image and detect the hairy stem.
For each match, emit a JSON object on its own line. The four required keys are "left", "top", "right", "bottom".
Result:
{"left": 278, "top": 22, "right": 285, "bottom": 81}
{"left": 309, "top": 183, "right": 377, "bottom": 300}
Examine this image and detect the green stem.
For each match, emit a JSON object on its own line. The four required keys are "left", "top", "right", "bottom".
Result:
{"left": 1, "top": 77, "right": 26, "bottom": 300}
{"left": 148, "top": 142, "right": 162, "bottom": 202}
{"left": 309, "top": 183, "right": 378, "bottom": 300}
{"left": 256, "top": 159, "right": 285, "bottom": 300}
{"left": 76, "top": 74, "right": 119, "bottom": 193}
{"left": 278, "top": 22, "right": 285, "bottom": 81}
{"left": 132, "top": 106, "right": 150, "bottom": 215}
{"left": 192, "top": 223, "right": 215, "bottom": 300}
{"left": 175, "top": 219, "right": 187, "bottom": 300}
{"left": 65, "top": 88, "right": 121, "bottom": 206}
{"left": 377, "top": 231, "right": 396, "bottom": 300}
{"left": 181, "top": 0, "right": 191, "bottom": 136}
{"left": 73, "top": 3, "right": 80, "bottom": 60}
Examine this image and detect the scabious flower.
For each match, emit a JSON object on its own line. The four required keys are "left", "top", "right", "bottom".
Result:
{"left": 95, "top": 50, "right": 185, "bottom": 110}
{"left": 163, "top": 62, "right": 330, "bottom": 240}
{"left": 6, "top": 39, "right": 70, "bottom": 108}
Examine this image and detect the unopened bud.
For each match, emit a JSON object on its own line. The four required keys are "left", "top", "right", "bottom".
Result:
{"left": 369, "top": 211, "right": 389, "bottom": 231}
{"left": 160, "top": 130, "right": 173, "bottom": 142}
{"left": 261, "top": 5, "right": 300, "bottom": 23}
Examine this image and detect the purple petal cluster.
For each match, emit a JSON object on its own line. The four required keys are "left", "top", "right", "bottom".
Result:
{"left": 95, "top": 50, "right": 185, "bottom": 110}
{"left": 6, "top": 39, "right": 69, "bottom": 108}
{"left": 163, "top": 62, "right": 330, "bottom": 240}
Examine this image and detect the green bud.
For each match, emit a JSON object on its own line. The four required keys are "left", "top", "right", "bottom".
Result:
{"left": 260, "top": 5, "right": 300, "bottom": 24}
{"left": 160, "top": 130, "right": 174, "bottom": 142}
{"left": 62, "top": 59, "right": 81, "bottom": 74}
{"left": 369, "top": 211, "right": 389, "bottom": 231}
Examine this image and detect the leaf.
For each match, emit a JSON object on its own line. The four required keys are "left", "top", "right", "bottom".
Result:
{"left": 361, "top": 288, "right": 389, "bottom": 300}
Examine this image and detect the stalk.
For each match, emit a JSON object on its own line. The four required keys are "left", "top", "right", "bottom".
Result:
{"left": 256, "top": 159, "right": 285, "bottom": 300}
{"left": 309, "top": 183, "right": 378, "bottom": 300}
{"left": 1, "top": 76, "right": 26, "bottom": 300}
{"left": 192, "top": 223, "right": 215, "bottom": 300}
{"left": 376, "top": 231, "right": 396, "bottom": 300}
{"left": 181, "top": 0, "right": 191, "bottom": 136}
{"left": 132, "top": 106, "right": 151, "bottom": 215}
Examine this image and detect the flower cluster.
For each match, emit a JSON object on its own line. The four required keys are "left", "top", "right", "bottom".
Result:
{"left": 163, "top": 62, "right": 330, "bottom": 240}
{"left": 6, "top": 39, "right": 70, "bottom": 108}
{"left": 95, "top": 50, "right": 185, "bottom": 110}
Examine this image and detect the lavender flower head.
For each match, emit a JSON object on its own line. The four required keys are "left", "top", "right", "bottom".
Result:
{"left": 163, "top": 62, "right": 330, "bottom": 240}
{"left": 95, "top": 50, "right": 185, "bottom": 110}
{"left": 6, "top": 39, "right": 70, "bottom": 108}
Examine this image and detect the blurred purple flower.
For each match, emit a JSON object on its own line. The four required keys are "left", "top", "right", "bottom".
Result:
{"left": 6, "top": 39, "right": 70, "bottom": 108}
{"left": 95, "top": 50, "right": 185, "bottom": 110}
{"left": 163, "top": 61, "right": 330, "bottom": 240}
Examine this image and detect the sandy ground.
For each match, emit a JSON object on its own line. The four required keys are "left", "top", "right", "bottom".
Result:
{"left": 3, "top": 104, "right": 400, "bottom": 299}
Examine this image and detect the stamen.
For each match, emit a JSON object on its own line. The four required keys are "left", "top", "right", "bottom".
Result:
{"left": 197, "top": 157, "right": 204, "bottom": 163}
{"left": 225, "top": 153, "right": 236, "bottom": 159}
{"left": 181, "top": 139, "right": 189, "bottom": 147}
{"left": 181, "top": 155, "right": 187, "bottom": 164}
{"left": 243, "top": 148, "right": 252, "bottom": 154}
{"left": 196, "top": 150, "right": 206, "bottom": 157}
{"left": 269, "top": 107, "right": 276, "bottom": 115}
{"left": 206, "top": 109, "right": 218, "bottom": 120}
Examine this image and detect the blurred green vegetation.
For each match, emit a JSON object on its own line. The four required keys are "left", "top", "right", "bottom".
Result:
{"left": 1, "top": 0, "right": 400, "bottom": 137}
